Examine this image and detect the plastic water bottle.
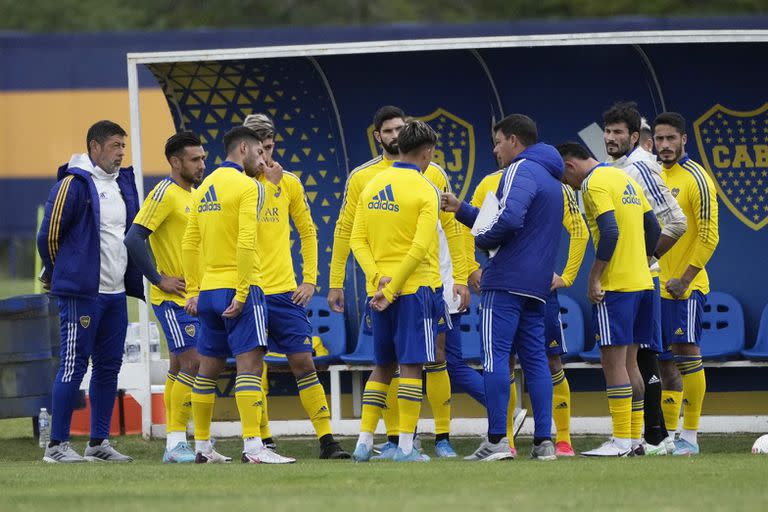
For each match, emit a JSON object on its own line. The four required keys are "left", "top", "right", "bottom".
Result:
{"left": 149, "top": 322, "right": 161, "bottom": 361}
{"left": 38, "top": 408, "right": 50, "bottom": 448}
{"left": 124, "top": 322, "right": 141, "bottom": 363}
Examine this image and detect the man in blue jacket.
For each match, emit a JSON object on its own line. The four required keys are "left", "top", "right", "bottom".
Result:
{"left": 37, "top": 120, "right": 143, "bottom": 463}
{"left": 442, "top": 114, "right": 563, "bottom": 461}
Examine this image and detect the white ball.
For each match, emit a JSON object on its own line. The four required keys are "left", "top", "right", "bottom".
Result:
{"left": 752, "top": 434, "right": 768, "bottom": 454}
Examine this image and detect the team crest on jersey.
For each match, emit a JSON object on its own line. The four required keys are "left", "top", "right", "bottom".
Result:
{"left": 79, "top": 316, "right": 91, "bottom": 329}
{"left": 185, "top": 324, "right": 196, "bottom": 337}
{"left": 671, "top": 187, "right": 680, "bottom": 198}
{"left": 694, "top": 103, "right": 768, "bottom": 231}
{"left": 366, "top": 107, "right": 476, "bottom": 200}
{"left": 275, "top": 185, "right": 282, "bottom": 198}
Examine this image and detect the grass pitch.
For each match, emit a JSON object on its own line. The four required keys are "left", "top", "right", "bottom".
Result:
{"left": 0, "top": 418, "right": 764, "bottom": 512}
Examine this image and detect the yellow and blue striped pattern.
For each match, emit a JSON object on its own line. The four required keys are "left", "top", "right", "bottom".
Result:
{"left": 606, "top": 384, "right": 633, "bottom": 400}
{"left": 175, "top": 371, "right": 195, "bottom": 388}
{"left": 296, "top": 371, "right": 321, "bottom": 391}
{"left": 235, "top": 372, "right": 262, "bottom": 393}
{"left": 681, "top": 158, "right": 714, "bottom": 240}
{"left": 632, "top": 399, "right": 645, "bottom": 412}
{"left": 425, "top": 362, "right": 447, "bottom": 373}
{"left": 47, "top": 175, "right": 74, "bottom": 264}
{"left": 397, "top": 381, "right": 423, "bottom": 403}
{"left": 551, "top": 369, "right": 566, "bottom": 386}
{"left": 361, "top": 386, "right": 387, "bottom": 409}
{"left": 192, "top": 374, "right": 217, "bottom": 395}
{"left": 133, "top": 177, "right": 174, "bottom": 227}
{"left": 675, "top": 354, "right": 704, "bottom": 375}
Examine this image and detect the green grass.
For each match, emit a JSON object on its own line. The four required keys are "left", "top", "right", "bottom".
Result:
{"left": 0, "top": 430, "right": 763, "bottom": 512}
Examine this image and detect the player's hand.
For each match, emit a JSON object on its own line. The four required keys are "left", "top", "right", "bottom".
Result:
{"left": 264, "top": 160, "right": 284, "bottom": 185}
{"left": 377, "top": 276, "right": 392, "bottom": 290}
{"left": 222, "top": 297, "right": 244, "bottom": 318}
{"left": 550, "top": 273, "right": 567, "bottom": 292}
{"left": 158, "top": 274, "right": 186, "bottom": 298}
{"left": 292, "top": 282, "right": 315, "bottom": 307}
{"left": 440, "top": 192, "right": 461, "bottom": 213}
{"left": 185, "top": 296, "right": 199, "bottom": 316}
{"left": 327, "top": 288, "right": 345, "bottom": 313}
{"left": 665, "top": 278, "right": 689, "bottom": 300}
{"left": 468, "top": 269, "right": 482, "bottom": 293}
{"left": 369, "top": 290, "right": 392, "bottom": 312}
{"left": 453, "top": 284, "right": 470, "bottom": 313}
{"left": 587, "top": 278, "right": 605, "bottom": 304}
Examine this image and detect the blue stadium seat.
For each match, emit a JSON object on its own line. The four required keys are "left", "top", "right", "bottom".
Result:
{"left": 558, "top": 294, "right": 585, "bottom": 362}
{"left": 459, "top": 295, "right": 483, "bottom": 363}
{"left": 340, "top": 309, "right": 375, "bottom": 365}
{"left": 264, "top": 296, "right": 346, "bottom": 366}
{"left": 742, "top": 303, "right": 768, "bottom": 361}
{"left": 700, "top": 291, "right": 745, "bottom": 361}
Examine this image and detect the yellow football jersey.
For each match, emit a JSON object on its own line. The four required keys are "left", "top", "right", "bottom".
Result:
{"left": 182, "top": 163, "right": 264, "bottom": 302}
{"left": 329, "top": 155, "right": 394, "bottom": 289}
{"left": 422, "top": 163, "right": 466, "bottom": 285}
{"left": 133, "top": 177, "right": 193, "bottom": 306}
{"left": 254, "top": 172, "right": 318, "bottom": 295}
{"left": 464, "top": 170, "right": 503, "bottom": 275}
{"left": 659, "top": 156, "right": 719, "bottom": 298}
{"left": 350, "top": 162, "right": 440, "bottom": 301}
{"left": 582, "top": 164, "right": 654, "bottom": 292}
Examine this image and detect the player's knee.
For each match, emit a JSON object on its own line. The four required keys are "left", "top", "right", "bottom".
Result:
{"left": 287, "top": 353, "right": 315, "bottom": 377}
{"left": 547, "top": 355, "right": 562, "bottom": 374}
{"left": 671, "top": 342, "right": 700, "bottom": 357}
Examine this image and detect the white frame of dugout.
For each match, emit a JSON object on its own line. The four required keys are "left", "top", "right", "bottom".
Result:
{"left": 127, "top": 30, "right": 768, "bottom": 439}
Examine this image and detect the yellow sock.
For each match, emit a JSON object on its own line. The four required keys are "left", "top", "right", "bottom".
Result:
{"left": 606, "top": 384, "right": 632, "bottom": 440}
{"left": 235, "top": 372, "right": 263, "bottom": 439}
{"left": 170, "top": 371, "right": 194, "bottom": 432}
{"left": 631, "top": 400, "right": 644, "bottom": 442}
{"left": 164, "top": 373, "right": 176, "bottom": 430}
{"left": 661, "top": 389, "right": 683, "bottom": 432}
{"left": 425, "top": 362, "right": 451, "bottom": 436}
{"left": 191, "top": 374, "right": 217, "bottom": 441}
{"left": 260, "top": 363, "right": 272, "bottom": 440}
{"left": 361, "top": 380, "right": 388, "bottom": 434}
{"left": 506, "top": 374, "right": 517, "bottom": 449}
{"left": 383, "top": 374, "right": 400, "bottom": 438}
{"left": 397, "top": 377, "right": 423, "bottom": 437}
{"left": 297, "top": 371, "right": 332, "bottom": 439}
{"left": 676, "top": 356, "right": 706, "bottom": 431}
{"left": 551, "top": 369, "right": 571, "bottom": 445}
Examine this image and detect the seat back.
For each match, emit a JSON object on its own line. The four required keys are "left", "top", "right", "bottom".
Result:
{"left": 307, "top": 296, "right": 346, "bottom": 358}
{"left": 340, "top": 306, "right": 375, "bottom": 363}
{"left": 558, "top": 294, "right": 585, "bottom": 361}
{"left": 700, "top": 291, "right": 745, "bottom": 360}
{"left": 459, "top": 295, "right": 483, "bottom": 361}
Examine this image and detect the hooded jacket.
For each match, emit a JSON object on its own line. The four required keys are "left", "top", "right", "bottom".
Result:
{"left": 36, "top": 154, "right": 143, "bottom": 300}
{"left": 456, "top": 143, "right": 564, "bottom": 301}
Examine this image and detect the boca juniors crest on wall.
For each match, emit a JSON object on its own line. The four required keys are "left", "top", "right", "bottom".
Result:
{"left": 366, "top": 108, "right": 476, "bottom": 200}
{"left": 694, "top": 103, "right": 768, "bottom": 231}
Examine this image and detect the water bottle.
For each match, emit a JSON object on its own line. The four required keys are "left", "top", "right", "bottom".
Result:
{"left": 124, "top": 322, "right": 141, "bottom": 363}
{"left": 149, "top": 322, "right": 161, "bottom": 361}
{"left": 38, "top": 408, "right": 50, "bottom": 448}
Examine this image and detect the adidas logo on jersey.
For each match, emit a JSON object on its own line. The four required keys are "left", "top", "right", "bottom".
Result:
{"left": 675, "top": 327, "right": 685, "bottom": 336}
{"left": 621, "top": 182, "right": 642, "bottom": 205}
{"left": 198, "top": 185, "right": 222, "bottom": 212}
{"left": 555, "top": 401, "right": 568, "bottom": 410}
{"left": 368, "top": 184, "right": 400, "bottom": 212}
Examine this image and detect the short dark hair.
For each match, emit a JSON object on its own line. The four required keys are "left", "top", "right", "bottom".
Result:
{"left": 603, "top": 101, "right": 641, "bottom": 134}
{"left": 397, "top": 120, "right": 438, "bottom": 154}
{"left": 222, "top": 126, "right": 262, "bottom": 155}
{"left": 653, "top": 112, "right": 687, "bottom": 135}
{"left": 164, "top": 131, "right": 202, "bottom": 162}
{"left": 86, "top": 120, "right": 126, "bottom": 154}
{"left": 493, "top": 114, "right": 537, "bottom": 147}
{"left": 556, "top": 142, "right": 592, "bottom": 161}
{"left": 373, "top": 106, "right": 406, "bottom": 131}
